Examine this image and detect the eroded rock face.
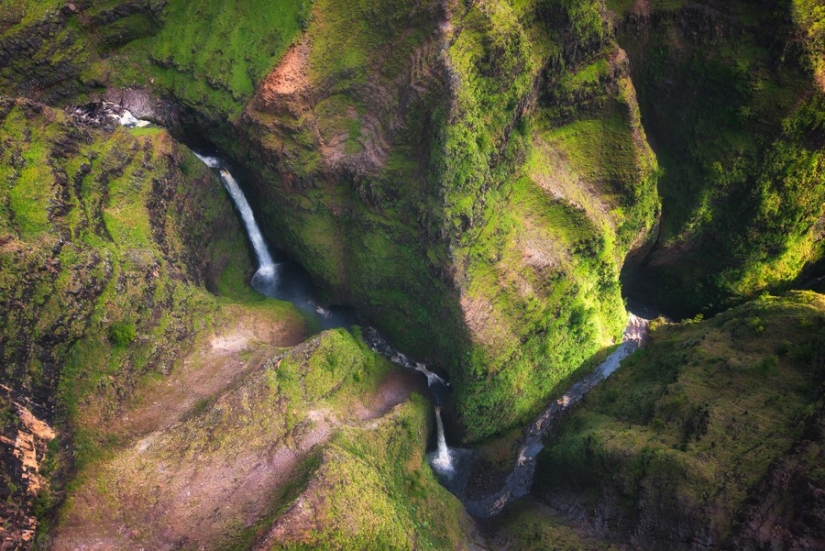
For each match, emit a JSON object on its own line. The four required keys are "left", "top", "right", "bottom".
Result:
{"left": 252, "top": 43, "right": 312, "bottom": 118}
{"left": 0, "top": 386, "right": 56, "bottom": 546}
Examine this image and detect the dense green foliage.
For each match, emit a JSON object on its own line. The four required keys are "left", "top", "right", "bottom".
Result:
{"left": 613, "top": 0, "right": 825, "bottom": 317}
{"left": 535, "top": 291, "right": 825, "bottom": 545}
{"left": 794, "top": 0, "right": 825, "bottom": 83}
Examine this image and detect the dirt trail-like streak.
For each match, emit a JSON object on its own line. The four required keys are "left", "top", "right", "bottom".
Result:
{"left": 458, "top": 314, "right": 650, "bottom": 518}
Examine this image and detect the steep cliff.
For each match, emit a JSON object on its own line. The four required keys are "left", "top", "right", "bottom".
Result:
{"left": 0, "top": 0, "right": 661, "bottom": 442}
{"left": 613, "top": 0, "right": 825, "bottom": 318}
{"left": 0, "top": 97, "right": 306, "bottom": 543}
{"left": 217, "top": 0, "right": 661, "bottom": 441}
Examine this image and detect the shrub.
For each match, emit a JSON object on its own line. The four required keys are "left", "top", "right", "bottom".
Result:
{"left": 108, "top": 322, "right": 136, "bottom": 347}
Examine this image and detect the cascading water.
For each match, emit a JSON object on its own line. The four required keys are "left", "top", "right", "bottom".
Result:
{"left": 458, "top": 313, "right": 651, "bottom": 517}
{"left": 194, "top": 154, "right": 277, "bottom": 289}
{"left": 362, "top": 328, "right": 461, "bottom": 479}
{"left": 117, "top": 110, "right": 151, "bottom": 128}
{"left": 189, "top": 143, "right": 650, "bottom": 518}
{"left": 114, "top": 121, "right": 459, "bottom": 499}
{"left": 194, "top": 153, "right": 362, "bottom": 330}
{"left": 430, "top": 406, "right": 455, "bottom": 477}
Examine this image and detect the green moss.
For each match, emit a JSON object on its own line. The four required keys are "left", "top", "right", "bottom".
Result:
{"left": 106, "top": 0, "right": 308, "bottom": 118}
{"left": 107, "top": 322, "right": 136, "bottom": 347}
{"left": 615, "top": 1, "right": 824, "bottom": 317}
{"left": 535, "top": 291, "right": 825, "bottom": 541}
{"left": 265, "top": 395, "right": 471, "bottom": 551}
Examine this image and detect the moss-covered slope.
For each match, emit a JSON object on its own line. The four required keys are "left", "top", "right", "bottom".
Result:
{"left": 54, "top": 329, "right": 473, "bottom": 551}
{"left": 210, "top": 0, "right": 659, "bottom": 442}
{"left": 613, "top": 0, "right": 825, "bottom": 317}
{"left": 533, "top": 291, "right": 825, "bottom": 549}
{"left": 0, "top": 97, "right": 305, "bottom": 544}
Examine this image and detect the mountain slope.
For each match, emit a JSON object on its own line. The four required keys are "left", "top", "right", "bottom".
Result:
{"left": 533, "top": 291, "right": 825, "bottom": 549}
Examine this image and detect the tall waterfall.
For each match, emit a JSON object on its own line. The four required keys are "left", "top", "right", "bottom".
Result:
{"left": 430, "top": 406, "right": 454, "bottom": 477}
{"left": 194, "top": 154, "right": 276, "bottom": 283}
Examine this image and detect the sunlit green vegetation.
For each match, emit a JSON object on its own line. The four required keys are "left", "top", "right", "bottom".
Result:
{"left": 536, "top": 291, "right": 825, "bottom": 543}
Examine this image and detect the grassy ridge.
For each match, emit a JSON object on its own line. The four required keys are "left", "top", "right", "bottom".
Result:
{"left": 534, "top": 291, "right": 825, "bottom": 546}
{"left": 436, "top": 0, "right": 658, "bottom": 440}
{"left": 0, "top": 98, "right": 305, "bottom": 538}
{"left": 265, "top": 395, "right": 472, "bottom": 550}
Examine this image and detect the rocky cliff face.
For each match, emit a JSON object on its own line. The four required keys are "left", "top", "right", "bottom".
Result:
{"left": 158, "top": 0, "right": 660, "bottom": 442}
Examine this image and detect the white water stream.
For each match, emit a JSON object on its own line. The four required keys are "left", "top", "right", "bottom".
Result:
{"left": 459, "top": 313, "right": 650, "bottom": 517}
{"left": 194, "top": 154, "right": 277, "bottom": 285}
{"left": 153, "top": 125, "right": 650, "bottom": 518}
{"left": 431, "top": 406, "right": 455, "bottom": 477}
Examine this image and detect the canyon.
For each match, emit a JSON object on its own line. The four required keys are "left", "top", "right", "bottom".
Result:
{"left": 1, "top": 0, "right": 824, "bottom": 549}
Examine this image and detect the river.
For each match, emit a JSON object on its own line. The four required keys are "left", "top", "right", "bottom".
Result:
{"left": 110, "top": 106, "right": 647, "bottom": 519}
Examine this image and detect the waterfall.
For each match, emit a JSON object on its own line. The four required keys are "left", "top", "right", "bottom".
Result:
{"left": 415, "top": 362, "right": 446, "bottom": 387}
{"left": 194, "top": 154, "right": 276, "bottom": 284}
{"left": 430, "top": 406, "right": 454, "bottom": 477}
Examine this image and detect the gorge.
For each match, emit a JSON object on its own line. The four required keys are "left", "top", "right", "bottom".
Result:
{"left": 1, "top": 0, "right": 825, "bottom": 549}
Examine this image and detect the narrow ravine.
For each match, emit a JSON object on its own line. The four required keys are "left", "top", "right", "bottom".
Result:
{"left": 193, "top": 150, "right": 650, "bottom": 520}
{"left": 193, "top": 154, "right": 451, "bottom": 385}
{"left": 458, "top": 315, "right": 649, "bottom": 518}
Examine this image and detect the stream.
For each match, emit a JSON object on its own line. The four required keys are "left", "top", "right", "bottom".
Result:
{"left": 455, "top": 316, "right": 649, "bottom": 517}
{"left": 108, "top": 105, "right": 647, "bottom": 519}
{"left": 192, "top": 151, "right": 650, "bottom": 518}
{"left": 194, "top": 151, "right": 650, "bottom": 517}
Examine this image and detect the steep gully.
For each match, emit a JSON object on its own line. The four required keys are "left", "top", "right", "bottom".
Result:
{"left": 199, "top": 150, "right": 651, "bottom": 518}
{"left": 118, "top": 108, "right": 650, "bottom": 518}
